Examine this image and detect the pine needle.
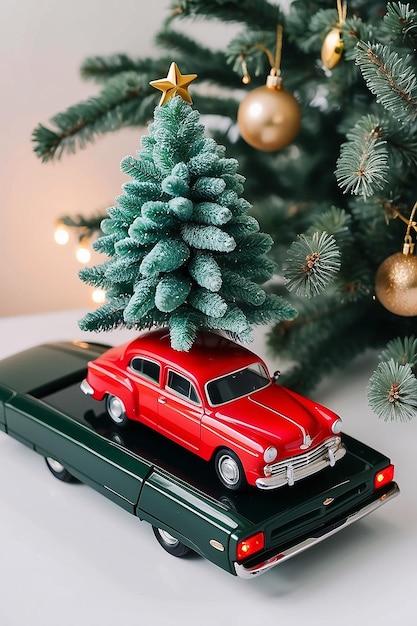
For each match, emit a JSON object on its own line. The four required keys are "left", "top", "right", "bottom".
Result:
{"left": 367, "top": 360, "right": 417, "bottom": 421}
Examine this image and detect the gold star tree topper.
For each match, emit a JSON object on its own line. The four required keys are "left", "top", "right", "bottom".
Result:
{"left": 150, "top": 62, "right": 197, "bottom": 106}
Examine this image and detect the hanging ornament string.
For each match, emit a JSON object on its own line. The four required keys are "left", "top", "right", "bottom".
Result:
{"left": 321, "top": 0, "right": 347, "bottom": 70}
{"left": 240, "top": 25, "right": 283, "bottom": 86}
{"left": 385, "top": 201, "right": 417, "bottom": 251}
{"left": 375, "top": 201, "right": 417, "bottom": 317}
{"left": 273, "top": 24, "right": 283, "bottom": 79}
{"left": 237, "top": 26, "right": 301, "bottom": 152}
{"left": 401, "top": 201, "right": 417, "bottom": 253}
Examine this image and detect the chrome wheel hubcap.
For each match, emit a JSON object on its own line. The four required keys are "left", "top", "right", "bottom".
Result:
{"left": 108, "top": 396, "right": 125, "bottom": 423}
{"left": 158, "top": 529, "right": 179, "bottom": 546}
{"left": 218, "top": 455, "right": 240, "bottom": 486}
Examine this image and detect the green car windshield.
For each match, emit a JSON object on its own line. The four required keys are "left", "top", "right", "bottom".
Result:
{"left": 206, "top": 363, "right": 270, "bottom": 406}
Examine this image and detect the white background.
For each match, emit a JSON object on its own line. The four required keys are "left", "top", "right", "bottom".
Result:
{"left": 0, "top": 310, "right": 416, "bottom": 626}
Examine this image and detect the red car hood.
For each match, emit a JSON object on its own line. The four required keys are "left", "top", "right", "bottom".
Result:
{"left": 213, "top": 384, "right": 331, "bottom": 453}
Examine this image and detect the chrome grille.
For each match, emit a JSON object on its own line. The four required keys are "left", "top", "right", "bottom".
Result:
{"left": 270, "top": 437, "right": 340, "bottom": 474}
{"left": 257, "top": 437, "right": 346, "bottom": 490}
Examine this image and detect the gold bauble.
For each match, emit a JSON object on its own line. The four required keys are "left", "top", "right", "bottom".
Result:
{"left": 321, "top": 28, "right": 344, "bottom": 70}
{"left": 375, "top": 252, "right": 417, "bottom": 316}
{"left": 237, "top": 84, "right": 301, "bottom": 152}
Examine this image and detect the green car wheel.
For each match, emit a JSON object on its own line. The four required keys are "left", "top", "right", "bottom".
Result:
{"left": 45, "top": 457, "right": 77, "bottom": 483}
{"left": 152, "top": 526, "right": 191, "bottom": 558}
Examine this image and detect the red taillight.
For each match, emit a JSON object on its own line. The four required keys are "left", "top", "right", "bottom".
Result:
{"left": 236, "top": 532, "right": 265, "bottom": 561}
{"left": 374, "top": 464, "right": 395, "bottom": 490}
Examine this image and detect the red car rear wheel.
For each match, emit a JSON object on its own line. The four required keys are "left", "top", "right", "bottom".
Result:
{"left": 106, "top": 394, "right": 129, "bottom": 427}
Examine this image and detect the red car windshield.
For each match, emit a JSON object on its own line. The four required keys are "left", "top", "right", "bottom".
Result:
{"left": 206, "top": 363, "right": 270, "bottom": 406}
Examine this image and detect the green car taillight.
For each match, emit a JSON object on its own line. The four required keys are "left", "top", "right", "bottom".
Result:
{"left": 374, "top": 464, "right": 395, "bottom": 490}
{"left": 236, "top": 532, "right": 265, "bottom": 561}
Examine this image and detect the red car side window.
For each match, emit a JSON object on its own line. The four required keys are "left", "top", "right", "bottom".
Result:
{"left": 130, "top": 357, "right": 160, "bottom": 384}
{"left": 167, "top": 371, "right": 200, "bottom": 404}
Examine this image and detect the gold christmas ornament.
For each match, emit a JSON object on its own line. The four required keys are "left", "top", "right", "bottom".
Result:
{"left": 150, "top": 62, "right": 197, "bottom": 106}
{"left": 321, "top": 0, "right": 347, "bottom": 70}
{"left": 321, "top": 29, "right": 344, "bottom": 70}
{"left": 237, "top": 26, "right": 301, "bottom": 152}
{"left": 375, "top": 202, "right": 417, "bottom": 317}
{"left": 237, "top": 73, "right": 301, "bottom": 151}
{"left": 375, "top": 249, "right": 417, "bottom": 317}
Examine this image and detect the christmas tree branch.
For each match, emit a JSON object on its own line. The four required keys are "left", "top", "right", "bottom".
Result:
{"left": 33, "top": 72, "right": 154, "bottom": 161}
{"left": 169, "top": 0, "right": 282, "bottom": 31}
{"left": 356, "top": 40, "right": 417, "bottom": 124}
{"left": 269, "top": 299, "right": 379, "bottom": 395}
{"left": 227, "top": 29, "right": 279, "bottom": 80}
{"left": 59, "top": 214, "right": 103, "bottom": 242}
{"left": 382, "top": 2, "right": 417, "bottom": 48}
{"left": 283, "top": 231, "right": 341, "bottom": 297}
{"left": 336, "top": 114, "right": 389, "bottom": 197}
{"left": 155, "top": 30, "right": 237, "bottom": 87}
{"left": 367, "top": 335, "right": 417, "bottom": 421}
{"left": 302, "top": 206, "right": 374, "bottom": 302}
{"left": 80, "top": 55, "right": 169, "bottom": 84}
{"left": 336, "top": 111, "right": 417, "bottom": 198}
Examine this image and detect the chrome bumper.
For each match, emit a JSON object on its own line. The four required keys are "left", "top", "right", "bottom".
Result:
{"left": 256, "top": 438, "right": 346, "bottom": 490}
{"left": 80, "top": 379, "right": 94, "bottom": 396}
{"left": 234, "top": 482, "right": 399, "bottom": 578}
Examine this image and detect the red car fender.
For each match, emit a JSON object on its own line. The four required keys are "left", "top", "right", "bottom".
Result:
{"left": 200, "top": 411, "right": 269, "bottom": 485}
{"left": 87, "top": 363, "right": 138, "bottom": 419}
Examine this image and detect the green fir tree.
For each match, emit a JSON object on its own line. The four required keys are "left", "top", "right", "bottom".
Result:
{"left": 78, "top": 86, "right": 297, "bottom": 350}
{"left": 33, "top": 1, "right": 417, "bottom": 418}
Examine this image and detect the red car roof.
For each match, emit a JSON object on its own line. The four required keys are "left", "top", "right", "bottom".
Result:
{"left": 107, "top": 329, "right": 266, "bottom": 384}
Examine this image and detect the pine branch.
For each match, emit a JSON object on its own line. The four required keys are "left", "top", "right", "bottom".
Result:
{"left": 242, "top": 293, "right": 297, "bottom": 327}
{"left": 284, "top": 231, "right": 341, "bottom": 297}
{"left": 33, "top": 72, "right": 154, "bottom": 161}
{"left": 227, "top": 29, "right": 278, "bottom": 79}
{"left": 307, "top": 206, "right": 351, "bottom": 243}
{"left": 80, "top": 55, "right": 170, "bottom": 84}
{"left": 336, "top": 114, "right": 389, "bottom": 197}
{"left": 379, "top": 335, "right": 417, "bottom": 368}
{"left": 271, "top": 294, "right": 347, "bottom": 355}
{"left": 59, "top": 213, "right": 103, "bottom": 242}
{"left": 155, "top": 30, "right": 236, "bottom": 87}
{"left": 78, "top": 296, "right": 130, "bottom": 332}
{"left": 350, "top": 194, "right": 408, "bottom": 265}
{"left": 382, "top": 2, "right": 417, "bottom": 48}
{"left": 271, "top": 300, "right": 379, "bottom": 395}
{"left": 367, "top": 360, "right": 417, "bottom": 421}
{"left": 336, "top": 108, "right": 417, "bottom": 198}
{"left": 303, "top": 207, "right": 373, "bottom": 301}
{"left": 356, "top": 40, "right": 417, "bottom": 124}
{"left": 169, "top": 0, "right": 282, "bottom": 31}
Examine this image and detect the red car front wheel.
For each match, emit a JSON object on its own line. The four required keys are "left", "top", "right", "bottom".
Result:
{"left": 215, "top": 449, "right": 247, "bottom": 491}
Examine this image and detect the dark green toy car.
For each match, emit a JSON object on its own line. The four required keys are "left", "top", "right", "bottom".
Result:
{"left": 0, "top": 340, "right": 399, "bottom": 577}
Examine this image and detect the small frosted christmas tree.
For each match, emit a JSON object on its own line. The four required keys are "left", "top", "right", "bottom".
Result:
{"left": 79, "top": 63, "right": 297, "bottom": 351}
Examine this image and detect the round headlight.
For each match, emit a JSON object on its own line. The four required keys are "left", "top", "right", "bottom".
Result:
{"left": 263, "top": 446, "right": 278, "bottom": 463}
{"left": 331, "top": 419, "right": 343, "bottom": 434}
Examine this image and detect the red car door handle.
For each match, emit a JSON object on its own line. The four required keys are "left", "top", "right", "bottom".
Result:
{"left": 158, "top": 397, "right": 167, "bottom": 404}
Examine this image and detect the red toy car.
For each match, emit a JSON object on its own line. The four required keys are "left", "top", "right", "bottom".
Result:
{"left": 81, "top": 329, "right": 345, "bottom": 491}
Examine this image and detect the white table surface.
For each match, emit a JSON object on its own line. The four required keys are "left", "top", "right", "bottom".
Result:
{"left": 0, "top": 310, "right": 415, "bottom": 626}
